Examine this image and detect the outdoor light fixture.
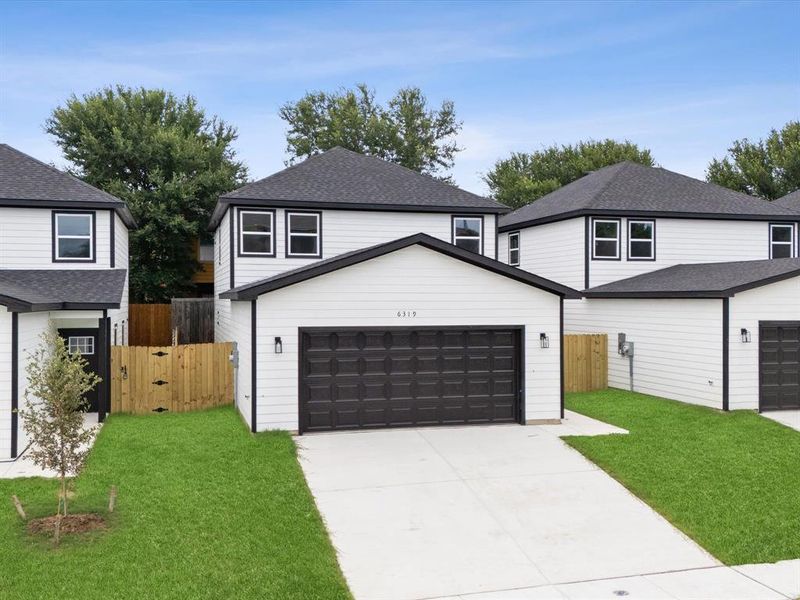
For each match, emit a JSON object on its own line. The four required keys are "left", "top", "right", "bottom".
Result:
{"left": 740, "top": 328, "right": 751, "bottom": 343}
{"left": 539, "top": 333, "right": 550, "bottom": 349}
{"left": 274, "top": 336, "right": 283, "bottom": 354}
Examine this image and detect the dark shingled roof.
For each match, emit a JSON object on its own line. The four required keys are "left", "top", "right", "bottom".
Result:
{"left": 0, "top": 269, "right": 127, "bottom": 311}
{"left": 209, "top": 147, "right": 507, "bottom": 229}
{"left": 774, "top": 190, "right": 800, "bottom": 213}
{"left": 499, "top": 161, "right": 798, "bottom": 231}
{"left": 220, "top": 233, "right": 580, "bottom": 300}
{"left": 0, "top": 144, "right": 136, "bottom": 228}
{"left": 583, "top": 258, "right": 800, "bottom": 298}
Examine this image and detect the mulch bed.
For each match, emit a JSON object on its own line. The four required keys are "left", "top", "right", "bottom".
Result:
{"left": 27, "top": 513, "right": 106, "bottom": 536}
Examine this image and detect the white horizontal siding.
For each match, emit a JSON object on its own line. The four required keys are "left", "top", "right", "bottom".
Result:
{"left": 247, "top": 244, "right": 562, "bottom": 431}
{"left": 567, "top": 298, "right": 724, "bottom": 408}
{"left": 230, "top": 208, "right": 497, "bottom": 289}
{"left": 15, "top": 312, "right": 50, "bottom": 453}
{"left": 0, "top": 308, "right": 11, "bottom": 459}
{"left": 108, "top": 213, "right": 129, "bottom": 344}
{"left": 499, "top": 218, "right": 585, "bottom": 290}
{"left": 590, "top": 219, "right": 777, "bottom": 287}
{"left": 729, "top": 276, "right": 800, "bottom": 410}
{"left": 0, "top": 207, "right": 113, "bottom": 269}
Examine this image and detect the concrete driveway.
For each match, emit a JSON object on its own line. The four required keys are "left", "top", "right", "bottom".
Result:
{"left": 761, "top": 410, "right": 800, "bottom": 432}
{"left": 297, "top": 412, "right": 744, "bottom": 600}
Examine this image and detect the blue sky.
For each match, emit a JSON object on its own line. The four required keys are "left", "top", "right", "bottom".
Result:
{"left": 1, "top": 0, "right": 798, "bottom": 194}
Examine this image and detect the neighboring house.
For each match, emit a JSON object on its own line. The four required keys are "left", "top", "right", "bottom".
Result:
{"left": 210, "top": 147, "right": 579, "bottom": 434}
{"left": 498, "top": 161, "right": 800, "bottom": 413}
{"left": 0, "top": 144, "right": 133, "bottom": 460}
{"left": 190, "top": 236, "right": 215, "bottom": 296}
{"left": 774, "top": 189, "right": 800, "bottom": 213}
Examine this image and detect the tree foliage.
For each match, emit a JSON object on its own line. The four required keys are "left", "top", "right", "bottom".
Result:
{"left": 484, "top": 139, "right": 656, "bottom": 209}
{"left": 17, "top": 329, "right": 100, "bottom": 530}
{"left": 46, "top": 86, "right": 248, "bottom": 302}
{"left": 706, "top": 121, "right": 800, "bottom": 200}
{"left": 280, "top": 84, "right": 462, "bottom": 180}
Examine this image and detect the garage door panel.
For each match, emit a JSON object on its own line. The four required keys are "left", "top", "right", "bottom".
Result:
{"left": 760, "top": 322, "right": 800, "bottom": 411}
{"left": 300, "top": 327, "right": 522, "bottom": 432}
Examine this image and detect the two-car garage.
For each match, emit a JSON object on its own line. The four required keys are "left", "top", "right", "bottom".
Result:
{"left": 299, "top": 327, "right": 522, "bottom": 432}
{"left": 220, "top": 234, "right": 579, "bottom": 433}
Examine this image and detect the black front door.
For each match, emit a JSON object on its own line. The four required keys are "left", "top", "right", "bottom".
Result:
{"left": 759, "top": 322, "right": 800, "bottom": 411}
{"left": 58, "top": 328, "right": 101, "bottom": 412}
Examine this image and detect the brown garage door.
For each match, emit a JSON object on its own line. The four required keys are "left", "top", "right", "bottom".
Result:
{"left": 299, "top": 327, "right": 522, "bottom": 433}
{"left": 759, "top": 321, "right": 800, "bottom": 411}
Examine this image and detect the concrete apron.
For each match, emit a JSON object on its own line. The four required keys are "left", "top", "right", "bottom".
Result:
{"left": 296, "top": 411, "right": 786, "bottom": 600}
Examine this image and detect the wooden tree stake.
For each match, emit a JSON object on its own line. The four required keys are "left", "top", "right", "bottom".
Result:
{"left": 11, "top": 495, "right": 26, "bottom": 520}
{"left": 108, "top": 485, "right": 117, "bottom": 513}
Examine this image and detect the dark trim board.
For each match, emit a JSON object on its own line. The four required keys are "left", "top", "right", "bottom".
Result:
{"left": 584, "top": 216, "right": 590, "bottom": 289}
{"left": 237, "top": 207, "right": 277, "bottom": 258}
{"left": 210, "top": 198, "right": 506, "bottom": 230}
{"left": 499, "top": 210, "right": 800, "bottom": 233}
{"left": 250, "top": 299, "right": 257, "bottom": 433}
{"left": 560, "top": 298, "right": 565, "bottom": 419}
{"left": 10, "top": 313, "right": 18, "bottom": 459}
{"left": 297, "top": 325, "right": 526, "bottom": 434}
{"left": 228, "top": 207, "right": 235, "bottom": 290}
{"left": 722, "top": 298, "right": 729, "bottom": 411}
{"left": 109, "top": 210, "right": 115, "bottom": 268}
{"left": 51, "top": 210, "right": 97, "bottom": 264}
{"left": 97, "top": 311, "right": 109, "bottom": 422}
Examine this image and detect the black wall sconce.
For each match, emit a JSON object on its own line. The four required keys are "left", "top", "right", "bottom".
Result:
{"left": 740, "top": 328, "right": 751, "bottom": 343}
{"left": 274, "top": 336, "right": 283, "bottom": 354}
{"left": 539, "top": 333, "right": 550, "bottom": 349}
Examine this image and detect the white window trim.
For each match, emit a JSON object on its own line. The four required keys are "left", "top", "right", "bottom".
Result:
{"left": 627, "top": 219, "right": 655, "bottom": 261}
{"left": 54, "top": 212, "right": 94, "bottom": 261}
{"left": 508, "top": 231, "right": 520, "bottom": 266}
{"left": 68, "top": 336, "right": 95, "bottom": 355}
{"left": 769, "top": 223, "right": 796, "bottom": 259}
{"left": 286, "top": 211, "right": 321, "bottom": 258}
{"left": 592, "top": 218, "right": 620, "bottom": 260}
{"left": 452, "top": 216, "right": 483, "bottom": 253}
{"left": 239, "top": 209, "right": 275, "bottom": 256}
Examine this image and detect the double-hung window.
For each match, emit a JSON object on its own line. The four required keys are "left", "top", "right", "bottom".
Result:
{"left": 508, "top": 232, "right": 520, "bottom": 266}
{"left": 592, "top": 218, "right": 620, "bottom": 260}
{"left": 239, "top": 210, "right": 275, "bottom": 256}
{"left": 770, "top": 223, "right": 795, "bottom": 259}
{"left": 53, "top": 211, "right": 94, "bottom": 261}
{"left": 452, "top": 216, "right": 483, "bottom": 254}
{"left": 286, "top": 211, "right": 322, "bottom": 258}
{"left": 628, "top": 220, "right": 655, "bottom": 260}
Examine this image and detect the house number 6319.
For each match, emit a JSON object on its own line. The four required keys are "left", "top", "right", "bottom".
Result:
{"left": 396, "top": 310, "right": 417, "bottom": 318}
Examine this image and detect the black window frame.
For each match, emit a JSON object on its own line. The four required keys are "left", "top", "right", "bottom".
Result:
{"left": 627, "top": 219, "right": 656, "bottom": 261}
{"left": 591, "top": 217, "right": 621, "bottom": 261}
{"left": 285, "top": 210, "right": 323, "bottom": 259}
{"left": 769, "top": 222, "right": 796, "bottom": 259}
{"left": 451, "top": 214, "right": 484, "bottom": 255}
{"left": 508, "top": 231, "right": 520, "bottom": 266}
{"left": 238, "top": 208, "right": 276, "bottom": 257}
{"left": 52, "top": 210, "right": 96, "bottom": 263}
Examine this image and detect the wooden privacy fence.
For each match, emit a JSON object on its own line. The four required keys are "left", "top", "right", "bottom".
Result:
{"left": 111, "top": 342, "right": 234, "bottom": 414}
{"left": 129, "top": 300, "right": 215, "bottom": 346}
{"left": 129, "top": 304, "right": 172, "bottom": 346}
{"left": 564, "top": 334, "right": 608, "bottom": 392}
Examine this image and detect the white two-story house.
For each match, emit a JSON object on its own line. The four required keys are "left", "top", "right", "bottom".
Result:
{"left": 497, "top": 161, "right": 800, "bottom": 414}
{"left": 0, "top": 144, "right": 133, "bottom": 461}
{"left": 210, "top": 147, "right": 579, "bottom": 434}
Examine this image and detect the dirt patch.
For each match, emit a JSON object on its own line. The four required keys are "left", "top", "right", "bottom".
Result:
{"left": 27, "top": 513, "right": 106, "bottom": 536}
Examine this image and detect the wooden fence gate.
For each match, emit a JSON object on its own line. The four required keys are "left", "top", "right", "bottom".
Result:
{"left": 564, "top": 334, "right": 608, "bottom": 392}
{"left": 111, "top": 342, "right": 234, "bottom": 414}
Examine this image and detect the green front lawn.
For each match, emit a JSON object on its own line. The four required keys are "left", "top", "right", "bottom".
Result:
{"left": 0, "top": 407, "right": 352, "bottom": 600}
{"left": 564, "top": 389, "right": 800, "bottom": 565}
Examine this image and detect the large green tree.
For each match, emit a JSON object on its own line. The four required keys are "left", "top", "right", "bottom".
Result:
{"left": 279, "top": 84, "right": 461, "bottom": 180}
{"left": 46, "top": 86, "right": 247, "bottom": 302}
{"left": 706, "top": 121, "right": 800, "bottom": 200}
{"left": 484, "top": 140, "right": 656, "bottom": 209}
